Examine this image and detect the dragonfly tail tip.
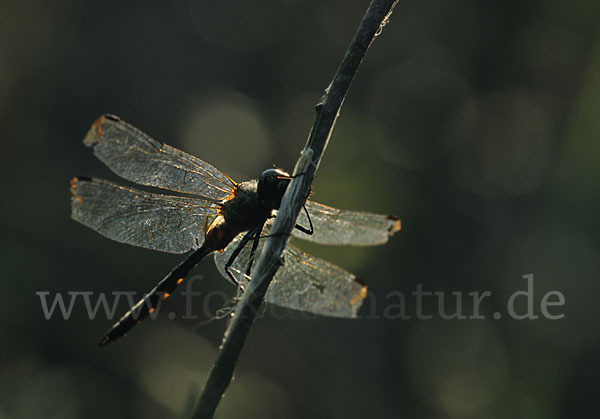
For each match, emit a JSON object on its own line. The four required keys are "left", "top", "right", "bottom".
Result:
{"left": 98, "top": 335, "right": 111, "bottom": 347}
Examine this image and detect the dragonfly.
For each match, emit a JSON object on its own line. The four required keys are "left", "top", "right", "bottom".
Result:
{"left": 70, "top": 114, "right": 401, "bottom": 346}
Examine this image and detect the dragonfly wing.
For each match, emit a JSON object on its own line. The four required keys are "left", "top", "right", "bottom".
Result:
{"left": 71, "top": 177, "right": 219, "bottom": 253}
{"left": 83, "top": 114, "right": 236, "bottom": 199}
{"left": 266, "top": 245, "right": 367, "bottom": 318}
{"left": 214, "top": 231, "right": 367, "bottom": 318}
{"left": 293, "top": 200, "right": 401, "bottom": 246}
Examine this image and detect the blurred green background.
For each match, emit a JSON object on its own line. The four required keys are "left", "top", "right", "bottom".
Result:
{"left": 1, "top": 0, "right": 599, "bottom": 418}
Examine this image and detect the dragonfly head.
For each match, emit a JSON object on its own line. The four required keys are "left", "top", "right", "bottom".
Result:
{"left": 258, "top": 168, "right": 291, "bottom": 210}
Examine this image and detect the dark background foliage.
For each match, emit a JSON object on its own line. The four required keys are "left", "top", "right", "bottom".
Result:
{"left": 1, "top": 0, "right": 599, "bottom": 418}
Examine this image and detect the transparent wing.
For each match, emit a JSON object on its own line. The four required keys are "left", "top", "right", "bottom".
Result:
{"left": 214, "top": 227, "right": 367, "bottom": 318}
{"left": 70, "top": 177, "right": 220, "bottom": 253}
{"left": 293, "top": 200, "right": 401, "bottom": 246}
{"left": 83, "top": 114, "right": 236, "bottom": 199}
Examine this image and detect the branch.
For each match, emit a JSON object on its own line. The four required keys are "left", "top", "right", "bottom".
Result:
{"left": 192, "top": 1, "right": 398, "bottom": 417}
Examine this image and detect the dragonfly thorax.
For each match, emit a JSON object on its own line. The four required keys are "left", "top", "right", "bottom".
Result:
{"left": 218, "top": 168, "right": 291, "bottom": 236}
{"left": 219, "top": 180, "right": 270, "bottom": 233}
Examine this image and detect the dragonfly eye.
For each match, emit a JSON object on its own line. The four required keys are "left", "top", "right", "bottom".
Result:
{"left": 260, "top": 168, "right": 290, "bottom": 180}
{"left": 258, "top": 168, "right": 291, "bottom": 209}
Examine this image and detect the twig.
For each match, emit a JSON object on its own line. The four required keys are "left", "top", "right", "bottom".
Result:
{"left": 192, "top": 1, "right": 398, "bottom": 417}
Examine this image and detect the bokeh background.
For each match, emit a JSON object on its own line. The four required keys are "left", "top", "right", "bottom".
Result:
{"left": 1, "top": 0, "right": 599, "bottom": 418}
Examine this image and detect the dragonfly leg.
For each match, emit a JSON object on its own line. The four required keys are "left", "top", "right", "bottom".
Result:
{"left": 244, "top": 223, "right": 265, "bottom": 276}
{"left": 263, "top": 204, "right": 313, "bottom": 237}
{"left": 294, "top": 204, "right": 314, "bottom": 235}
{"left": 224, "top": 222, "right": 264, "bottom": 287}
